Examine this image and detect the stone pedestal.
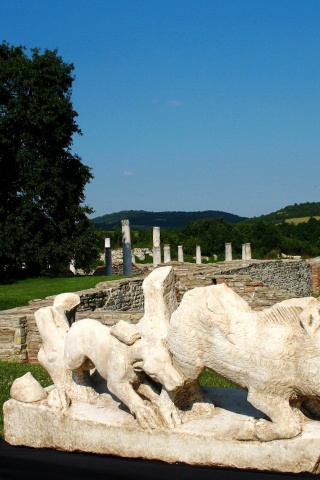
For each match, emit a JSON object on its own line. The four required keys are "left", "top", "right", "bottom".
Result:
{"left": 163, "top": 244, "right": 171, "bottom": 263}
{"left": 153, "top": 227, "right": 161, "bottom": 267}
{"left": 4, "top": 387, "right": 320, "bottom": 474}
{"left": 196, "top": 246, "right": 201, "bottom": 264}
{"left": 178, "top": 245, "right": 184, "bottom": 263}
{"left": 104, "top": 238, "right": 112, "bottom": 276}
{"left": 225, "top": 243, "right": 232, "bottom": 261}
{"left": 122, "top": 220, "right": 132, "bottom": 276}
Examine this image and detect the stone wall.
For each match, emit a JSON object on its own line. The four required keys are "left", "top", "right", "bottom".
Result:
{"left": 1, "top": 259, "right": 320, "bottom": 364}
{"left": 309, "top": 260, "right": 320, "bottom": 295}
{"left": 0, "top": 315, "right": 27, "bottom": 362}
{"left": 215, "top": 276, "right": 294, "bottom": 310}
{"left": 172, "top": 260, "right": 316, "bottom": 298}
{"left": 78, "top": 278, "right": 144, "bottom": 312}
{"left": 218, "top": 260, "right": 313, "bottom": 297}
{"left": 173, "top": 264, "right": 294, "bottom": 310}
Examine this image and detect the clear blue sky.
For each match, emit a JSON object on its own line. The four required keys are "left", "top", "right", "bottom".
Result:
{"left": 1, "top": 0, "right": 320, "bottom": 218}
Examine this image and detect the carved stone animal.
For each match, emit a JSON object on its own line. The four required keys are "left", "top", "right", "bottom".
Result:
{"left": 64, "top": 318, "right": 185, "bottom": 429}
{"left": 168, "top": 282, "right": 320, "bottom": 441}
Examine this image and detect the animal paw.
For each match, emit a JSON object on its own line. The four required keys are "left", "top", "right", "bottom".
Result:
{"left": 237, "top": 417, "right": 302, "bottom": 442}
{"left": 237, "top": 418, "right": 284, "bottom": 442}
{"left": 236, "top": 418, "right": 256, "bottom": 441}
{"left": 254, "top": 419, "right": 301, "bottom": 441}
{"left": 47, "top": 388, "right": 70, "bottom": 413}
{"left": 134, "top": 405, "right": 162, "bottom": 429}
{"left": 157, "top": 402, "right": 181, "bottom": 429}
{"left": 156, "top": 389, "right": 182, "bottom": 429}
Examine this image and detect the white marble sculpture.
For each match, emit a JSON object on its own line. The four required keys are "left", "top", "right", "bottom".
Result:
{"left": 168, "top": 283, "right": 320, "bottom": 441}
{"left": 64, "top": 318, "right": 184, "bottom": 428}
{"left": 4, "top": 266, "right": 320, "bottom": 473}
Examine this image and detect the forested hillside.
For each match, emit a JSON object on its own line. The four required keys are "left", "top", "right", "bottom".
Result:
{"left": 95, "top": 216, "right": 320, "bottom": 261}
{"left": 93, "top": 202, "right": 320, "bottom": 261}
{"left": 92, "top": 210, "right": 247, "bottom": 230}
{"left": 253, "top": 202, "right": 320, "bottom": 222}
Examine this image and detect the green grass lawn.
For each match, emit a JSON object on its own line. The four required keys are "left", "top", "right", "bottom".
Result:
{"left": 0, "top": 275, "right": 125, "bottom": 311}
{"left": 0, "top": 362, "right": 235, "bottom": 439}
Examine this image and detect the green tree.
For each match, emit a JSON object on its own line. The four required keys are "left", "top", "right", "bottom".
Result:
{"left": 0, "top": 42, "right": 99, "bottom": 276}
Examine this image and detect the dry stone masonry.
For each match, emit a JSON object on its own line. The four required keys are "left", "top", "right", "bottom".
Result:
{"left": 0, "top": 315, "right": 27, "bottom": 362}
{"left": 1, "top": 259, "right": 320, "bottom": 363}
{"left": 220, "top": 260, "right": 313, "bottom": 297}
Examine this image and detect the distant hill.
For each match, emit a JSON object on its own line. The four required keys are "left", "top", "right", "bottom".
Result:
{"left": 252, "top": 202, "right": 320, "bottom": 223}
{"left": 91, "top": 210, "right": 248, "bottom": 230}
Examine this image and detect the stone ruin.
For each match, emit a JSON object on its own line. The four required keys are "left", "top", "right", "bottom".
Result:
{"left": 4, "top": 266, "right": 320, "bottom": 473}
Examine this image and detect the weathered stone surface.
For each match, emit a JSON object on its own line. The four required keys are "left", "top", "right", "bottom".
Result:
{"left": 169, "top": 283, "right": 320, "bottom": 442}
{"left": 138, "top": 266, "right": 178, "bottom": 340}
{"left": 5, "top": 266, "right": 320, "bottom": 473}
{"left": 10, "top": 372, "right": 47, "bottom": 403}
{"left": 4, "top": 388, "right": 320, "bottom": 473}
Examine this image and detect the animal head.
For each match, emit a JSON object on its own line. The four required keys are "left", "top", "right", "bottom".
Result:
{"left": 137, "top": 339, "right": 185, "bottom": 392}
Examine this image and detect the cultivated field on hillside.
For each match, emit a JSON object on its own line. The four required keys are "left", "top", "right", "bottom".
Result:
{"left": 285, "top": 216, "right": 320, "bottom": 224}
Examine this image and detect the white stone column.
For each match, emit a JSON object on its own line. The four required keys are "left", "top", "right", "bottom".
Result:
{"left": 153, "top": 227, "right": 161, "bottom": 267}
{"left": 163, "top": 244, "right": 171, "bottom": 263}
{"left": 245, "top": 243, "right": 252, "bottom": 260}
{"left": 105, "top": 238, "right": 113, "bottom": 276}
{"left": 122, "top": 220, "right": 132, "bottom": 276}
{"left": 225, "top": 243, "right": 232, "bottom": 262}
{"left": 196, "top": 245, "right": 202, "bottom": 264}
{"left": 69, "top": 259, "right": 76, "bottom": 275}
{"left": 178, "top": 245, "right": 184, "bottom": 262}
{"left": 242, "top": 243, "right": 252, "bottom": 260}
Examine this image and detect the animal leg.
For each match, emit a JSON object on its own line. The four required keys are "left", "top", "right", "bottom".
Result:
{"left": 137, "top": 380, "right": 181, "bottom": 428}
{"left": 136, "top": 378, "right": 160, "bottom": 403}
{"left": 107, "top": 380, "right": 162, "bottom": 429}
{"left": 238, "top": 389, "right": 302, "bottom": 441}
{"left": 156, "top": 388, "right": 182, "bottom": 428}
{"left": 136, "top": 380, "right": 181, "bottom": 428}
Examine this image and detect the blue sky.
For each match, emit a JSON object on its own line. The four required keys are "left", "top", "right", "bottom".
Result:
{"left": 1, "top": 0, "right": 320, "bottom": 218}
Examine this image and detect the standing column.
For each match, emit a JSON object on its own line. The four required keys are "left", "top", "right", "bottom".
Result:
{"left": 178, "top": 245, "right": 184, "bottom": 262}
{"left": 163, "top": 244, "right": 171, "bottom": 263}
{"left": 242, "top": 244, "right": 246, "bottom": 260}
{"left": 122, "top": 220, "right": 132, "bottom": 276}
{"left": 225, "top": 242, "right": 232, "bottom": 261}
{"left": 153, "top": 227, "right": 161, "bottom": 267}
{"left": 245, "top": 243, "right": 252, "bottom": 260}
{"left": 196, "top": 245, "right": 202, "bottom": 264}
{"left": 105, "top": 238, "right": 113, "bottom": 276}
{"left": 69, "top": 259, "right": 76, "bottom": 275}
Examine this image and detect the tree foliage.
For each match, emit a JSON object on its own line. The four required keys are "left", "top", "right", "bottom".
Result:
{"left": 92, "top": 209, "right": 248, "bottom": 230}
{"left": 0, "top": 42, "right": 99, "bottom": 276}
{"left": 105, "top": 217, "right": 320, "bottom": 261}
{"left": 250, "top": 202, "right": 320, "bottom": 223}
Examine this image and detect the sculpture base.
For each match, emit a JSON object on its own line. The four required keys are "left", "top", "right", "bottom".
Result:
{"left": 4, "top": 387, "right": 320, "bottom": 474}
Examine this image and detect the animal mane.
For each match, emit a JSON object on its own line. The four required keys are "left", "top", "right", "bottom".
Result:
{"left": 260, "top": 305, "right": 302, "bottom": 325}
